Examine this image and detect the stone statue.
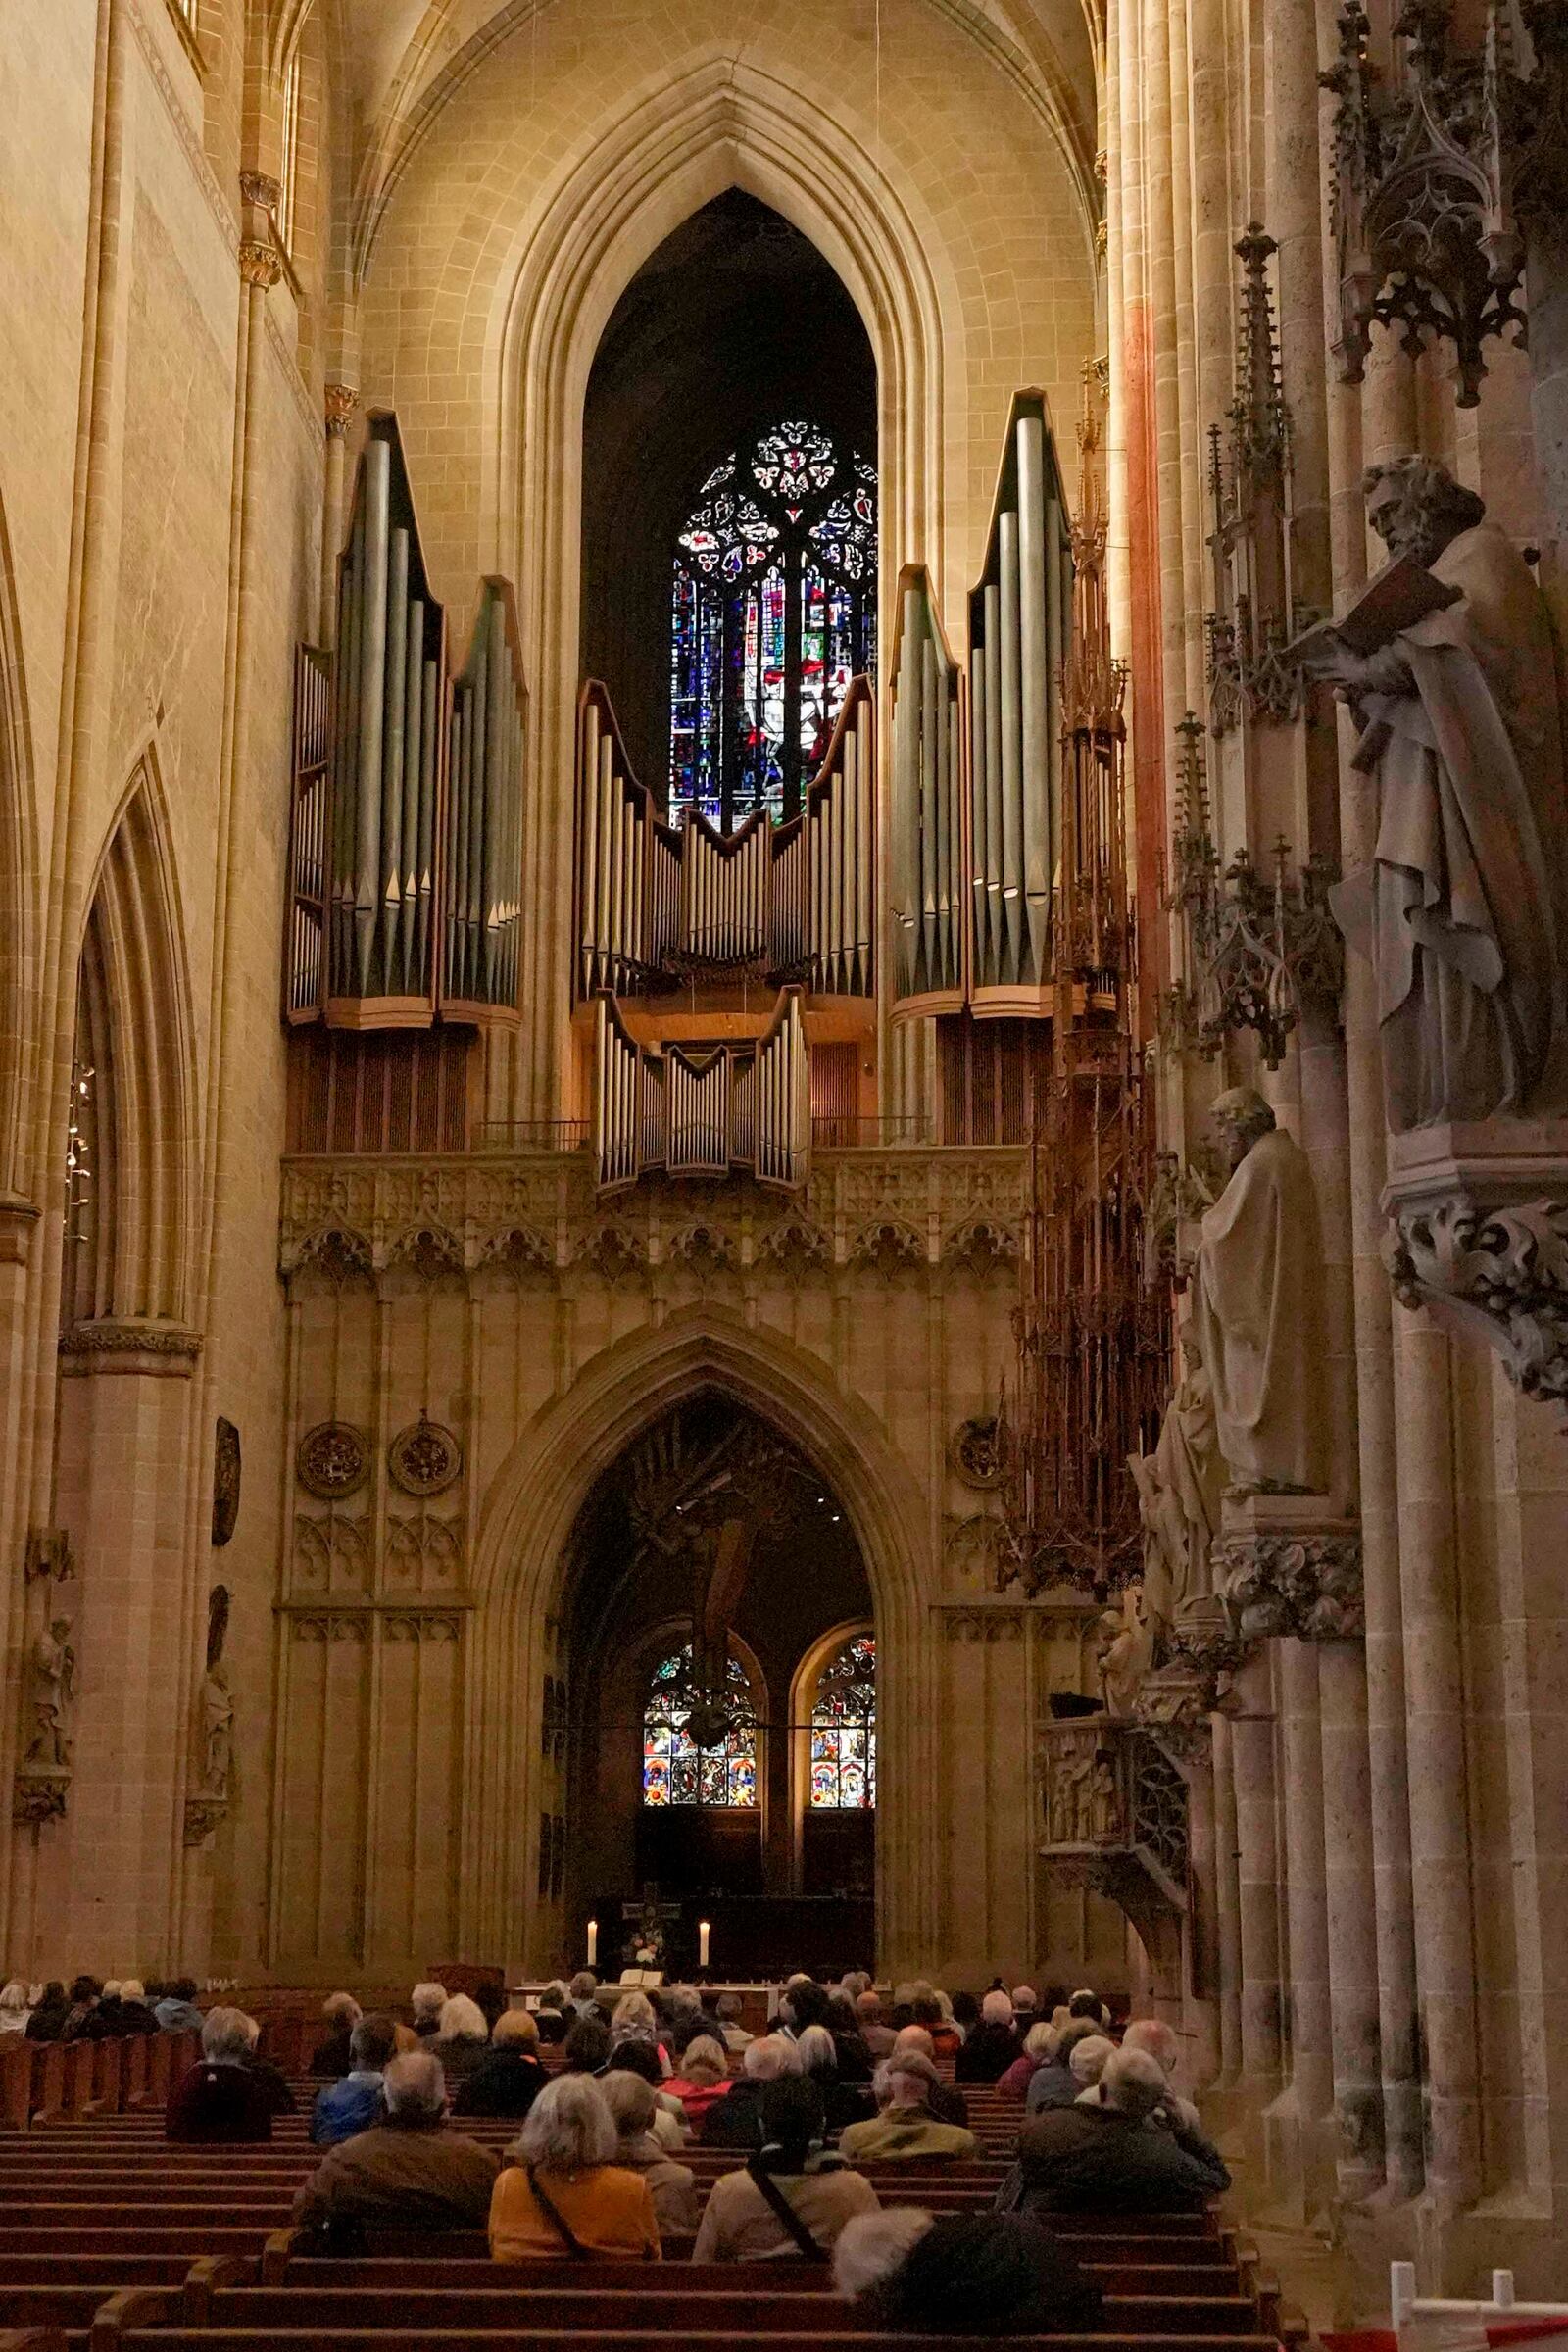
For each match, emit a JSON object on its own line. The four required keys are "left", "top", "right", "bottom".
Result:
{"left": 1191, "top": 1089, "right": 1328, "bottom": 1496}
{"left": 1049, "top": 1742, "right": 1092, "bottom": 1843}
{"left": 1308, "top": 458, "right": 1568, "bottom": 1134}
{"left": 1128, "top": 1329, "right": 1224, "bottom": 1642}
{"left": 201, "top": 1664, "right": 234, "bottom": 1798}
{"left": 24, "top": 1619, "right": 76, "bottom": 1771}
{"left": 1090, "top": 1758, "right": 1122, "bottom": 1842}
{"left": 1097, "top": 1587, "right": 1154, "bottom": 1717}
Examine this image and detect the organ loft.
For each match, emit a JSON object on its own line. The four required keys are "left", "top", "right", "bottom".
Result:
{"left": 3, "top": 0, "right": 1568, "bottom": 2319}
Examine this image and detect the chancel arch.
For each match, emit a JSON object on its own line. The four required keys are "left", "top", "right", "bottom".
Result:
{"left": 459, "top": 1304, "right": 934, "bottom": 1975}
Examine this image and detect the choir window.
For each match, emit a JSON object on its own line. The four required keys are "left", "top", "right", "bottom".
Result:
{"left": 641, "top": 1644, "right": 759, "bottom": 1808}
{"left": 808, "top": 1630, "right": 875, "bottom": 1809}
{"left": 669, "top": 422, "right": 876, "bottom": 832}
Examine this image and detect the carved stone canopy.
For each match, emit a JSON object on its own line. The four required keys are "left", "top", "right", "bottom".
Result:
{"left": 1382, "top": 1120, "right": 1568, "bottom": 1411}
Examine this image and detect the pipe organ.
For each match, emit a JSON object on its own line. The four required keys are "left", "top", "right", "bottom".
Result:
{"left": 889, "top": 392, "right": 1074, "bottom": 1024}
{"left": 284, "top": 415, "right": 525, "bottom": 1029}
{"left": 891, "top": 569, "right": 964, "bottom": 1012}
{"left": 574, "top": 677, "right": 874, "bottom": 998}
{"left": 593, "top": 989, "right": 810, "bottom": 1192}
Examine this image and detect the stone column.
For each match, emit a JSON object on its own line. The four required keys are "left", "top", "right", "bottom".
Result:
{"left": 319, "top": 384, "right": 358, "bottom": 650}
{"left": 1230, "top": 1649, "right": 1283, "bottom": 2099}
{"left": 1319, "top": 1638, "right": 1385, "bottom": 2199}
{"left": 1268, "top": 1639, "right": 1334, "bottom": 2217}
{"left": 1211, "top": 1709, "right": 1244, "bottom": 2089}
{"left": 1393, "top": 1308, "right": 1482, "bottom": 2231}
{"left": 1182, "top": 1734, "right": 1224, "bottom": 2091}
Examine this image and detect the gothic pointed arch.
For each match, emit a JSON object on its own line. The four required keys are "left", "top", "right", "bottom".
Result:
{"left": 0, "top": 490, "right": 37, "bottom": 1206}
{"left": 461, "top": 1303, "right": 935, "bottom": 1971}
{"left": 66, "top": 756, "right": 197, "bottom": 1329}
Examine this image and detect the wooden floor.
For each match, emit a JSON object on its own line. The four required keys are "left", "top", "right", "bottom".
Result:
{"left": 0, "top": 2029, "right": 1301, "bottom": 2352}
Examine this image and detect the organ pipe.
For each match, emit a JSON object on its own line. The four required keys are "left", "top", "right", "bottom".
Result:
{"left": 285, "top": 413, "right": 529, "bottom": 1032}
{"left": 445, "top": 580, "right": 525, "bottom": 1019}
{"left": 573, "top": 678, "right": 875, "bottom": 999}
{"left": 967, "top": 390, "right": 1072, "bottom": 1013}
{"left": 890, "top": 569, "right": 964, "bottom": 1014}
{"left": 590, "top": 987, "right": 810, "bottom": 1192}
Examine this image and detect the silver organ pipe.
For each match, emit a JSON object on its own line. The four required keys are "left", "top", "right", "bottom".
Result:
{"left": 890, "top": 571, "right": 963, "bottom": 1012}
{"left": 444, "top": 580, "right": 525, "bottom": 1015}
{"left": 574, "top": 678, "right": 874, "bottom": 997}
{"left": 802, "top": 679, "right": 875, "bottom": 998}
{"left": 967, "top": 391, "right": 1072, "bottom": 1011}
{"left": 590, "top": 988, "right": 810, "bottom": 1192}
{"left": 285, "top": 647, "right": 332, "bottom": 1021}
{"left": 322, "top": 416, "right": 447, "bottom": 1019}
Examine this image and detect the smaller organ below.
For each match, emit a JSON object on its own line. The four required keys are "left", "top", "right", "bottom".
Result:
{"left": 285, "top": 414, "right": 526, "bottom": 1032}
{"left": 593, "top": 988, "right": 811, "bottom": 1192}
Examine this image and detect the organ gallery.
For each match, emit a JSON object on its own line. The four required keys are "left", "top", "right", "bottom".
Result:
{"left": 3, "top": 0, "right": 1568, "bottom": 2319}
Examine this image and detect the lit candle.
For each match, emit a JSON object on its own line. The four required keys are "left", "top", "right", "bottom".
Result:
{"left": 586, "top": 1918, "right": 598, "bottom": 1967}
{"left": 698, "top": 1920, "right": 710, "bottom": 1969}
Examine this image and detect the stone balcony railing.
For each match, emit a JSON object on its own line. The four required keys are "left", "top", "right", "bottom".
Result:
{"left": 278, "top": 1143, "right": 1031, "bottom": 1285}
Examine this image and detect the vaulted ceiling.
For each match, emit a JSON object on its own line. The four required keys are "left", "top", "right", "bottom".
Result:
{"left": 299, "top": 0, "right": 1102, "bottom": 254}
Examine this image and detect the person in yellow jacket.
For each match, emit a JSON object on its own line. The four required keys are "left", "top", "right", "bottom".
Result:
{"left": 489, "top": 2074, "right": 661, "bottom": 2261}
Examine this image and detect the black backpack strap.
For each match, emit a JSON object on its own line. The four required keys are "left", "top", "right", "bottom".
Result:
{"left": 749, "top": 2165, "right": 824, "bottom": 2260}
{"left": 526, "top": 2163, "right": 591, "bottom": 2258}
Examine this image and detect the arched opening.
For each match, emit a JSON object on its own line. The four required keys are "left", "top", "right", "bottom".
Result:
{"left": 579, "top": 189, "right": 878, "bottom": 815}
{"left": 561, "top": 1387, "right": 874, "bottom": 1977}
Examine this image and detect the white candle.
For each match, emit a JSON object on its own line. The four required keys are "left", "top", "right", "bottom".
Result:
{"left": 586, "top": 1918, "right": 598, "bottom": 1967}
{"left": 698, "top": 1920, "right": 710, "bottom": 1968}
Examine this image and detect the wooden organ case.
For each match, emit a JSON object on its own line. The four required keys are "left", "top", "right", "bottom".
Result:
{"left": 284, "top": 415, "right": 526, "bottom": 1152}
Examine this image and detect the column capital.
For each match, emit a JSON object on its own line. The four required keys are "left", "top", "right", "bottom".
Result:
{"left": 239, "top": 240, "right": 282, "bottom": 291}
{"left": 324, "top": 383, "right": 360, "bottom": 440}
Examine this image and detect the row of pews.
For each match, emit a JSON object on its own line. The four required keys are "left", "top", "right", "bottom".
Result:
{"left": 0, "top": 2036, "right": 1302, "bottom": 2352}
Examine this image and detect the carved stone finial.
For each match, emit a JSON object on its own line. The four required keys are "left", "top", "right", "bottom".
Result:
{"left": 324, "top": 383, "right": 359, "bottom": 440}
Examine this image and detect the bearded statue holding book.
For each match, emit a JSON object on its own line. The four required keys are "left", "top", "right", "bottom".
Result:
{"left": 1300, "top": 459, "right": 1568, "bottom": 1135}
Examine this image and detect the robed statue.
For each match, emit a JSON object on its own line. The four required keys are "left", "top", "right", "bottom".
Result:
{"left": 25, "top": 1619, "right": 77, "bottom": 1771}
{"left": 1127, "top": 1328, "right": 1224, "bottom": 1642}
{"left": 1303, "top": 458, "right": 1568, "bottom": 1135}
{"left": 1191, "top": 1089, "right": 1327, "bottom": 1496}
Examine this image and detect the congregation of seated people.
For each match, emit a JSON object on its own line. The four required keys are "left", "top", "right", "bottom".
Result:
{"left": 6, "top": 1957, "right": 1233, "bottom": 2330}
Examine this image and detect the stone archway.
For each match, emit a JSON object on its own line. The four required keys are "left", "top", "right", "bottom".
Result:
{"left": 461, "top": 1303, "right": 936, "bottom": 1974}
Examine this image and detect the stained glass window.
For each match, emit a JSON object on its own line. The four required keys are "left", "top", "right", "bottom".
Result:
{"left": 642, "top": 1644, "right": 759, "bottom": 1808}
{"left": 808, "top": 1630, "right": 876, "bottom": 1810}
{"left": 670, "top": 423, "right": 876, "bottom": 832}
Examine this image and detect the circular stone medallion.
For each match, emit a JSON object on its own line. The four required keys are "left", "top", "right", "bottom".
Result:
{"left": 296, "top": 1421, "right": 370, "bottom": 1499}
{"left": 387, "top": 1415, "right": 464, "bottom": 1497}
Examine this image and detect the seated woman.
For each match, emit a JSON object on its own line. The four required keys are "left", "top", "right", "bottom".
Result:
{"left": 997, "top": 2020, "right": 1057, "bottom": 2103}
{"left": 796, "top": 2023, "right": 875, "bottom": 2132}
{"left": 0, "top": 1982, "right": 29, "bottom": 2036}
{"left": 489, "top": 2074, "right": 661, "bottom": 2261}
{"left": 606, "top": 2038, "right": 688, "bottom": 2148}
{"left": 610, "top": 1989, "right": 670, "bottom": 2077}
{"left": 457, "top": 2007, "right": 547, "bottom": 2119}
{"left": 698, "top": 2030, "right": 801, "bottom": 2149}
{"left": 24, "top": 1982, "right": 68, "bottom": 2041}
{"left": 534, "top": 2008, "right": 570, "bottom": 2075}
{"left": 662, "top": 2033, "right": 732, "bottom": 2127}
{"left": 692, "top": 2077, "right": 879, "bottom": 2262}
{"left": 600, "top": 2069, "right": 701, "bottom": 2238}
{"left": 167, "top": 2007, "right": 275, "bottom": 2143}
{"left": 564, "top": 2015, "right": 612, "bottom": 2075}
{"left": 310, "top": 1992, "right": 363, "bottom": 2078}
{"left": 833, "top": 2207, "right": 1103, "bottom": 2334}
{"left": 431, "top": 1994, "right": 490, "bottom": 2087}
{"left": 410, "top": 1983, "right": 447, "bottom": 2039}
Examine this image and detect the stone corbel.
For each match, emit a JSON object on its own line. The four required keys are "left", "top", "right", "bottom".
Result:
{"left": 1210, "top": 1494, "right": 1364, "bottom": 1641}
{"left": 0, "top": 1194, "right": 39, "bottom": 1267}
{"left": 1382, "top": 1120, "right": 1568, "bottom": 1409}
{"left": 13, "top": 1773, "right": 70, "bottom": 1827}
{"left": 183, "top": 1796, "right": 228, "bottom": 1848}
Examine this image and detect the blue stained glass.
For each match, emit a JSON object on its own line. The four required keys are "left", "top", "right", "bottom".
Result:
{"left": 670, "top": 421, "right": 876, "bottom": 832}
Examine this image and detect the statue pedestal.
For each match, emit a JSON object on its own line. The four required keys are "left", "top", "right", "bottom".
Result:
{"left": 1212, "top": 1496, "right": 1363, "bottom": 1642}
{"left": 1382, "top": 1120, "right": 1568, "bottom": 1409}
